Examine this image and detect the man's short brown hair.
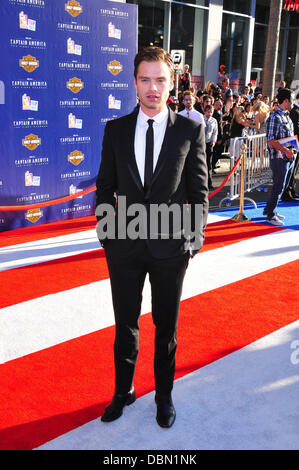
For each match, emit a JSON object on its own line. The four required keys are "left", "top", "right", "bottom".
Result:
{"left": 183, "top": 90, "right": 195, "bottom": 99}
{"left": 134, "top": 46, "right": 174, "bottom": 80}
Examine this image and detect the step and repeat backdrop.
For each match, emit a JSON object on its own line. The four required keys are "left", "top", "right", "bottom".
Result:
{"left": 0, "top": 0, "right": 138, "bottom": 231}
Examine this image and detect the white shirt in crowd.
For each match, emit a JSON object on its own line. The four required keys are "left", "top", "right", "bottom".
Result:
{"left": 178, "top": 108, "right": 206, "bottom": 126}
{"left": 134, "top": 105, "right": 168, "bottom": 185}
{"left": 203, "top": 115, "right": 218, "bottom": 143}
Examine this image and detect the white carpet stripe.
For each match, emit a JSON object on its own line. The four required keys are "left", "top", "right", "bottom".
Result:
{"left": 0, "top": 229, "right": 99, "bottom": 271}
{"left": 1, "top": 228, "right": 298, "bottom": 364}
{"left": 0, "top": 214, "right": 227, "bottom": 271}
{"left": 36, "top": 320, "right": 299, "bottom": 450}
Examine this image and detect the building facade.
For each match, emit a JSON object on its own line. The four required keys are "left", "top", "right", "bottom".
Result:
{"left": 126, "top": 0, "right": 299, "bottom": 94}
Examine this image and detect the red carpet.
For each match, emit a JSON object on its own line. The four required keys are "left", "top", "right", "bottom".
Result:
{"left": 0, "top": 219, "right": 281, "bottom": 309}
{"left": 0, "top": 258, "right": 298, "bottom": 450}
{"left": 0, "top": 216, "right": 97, "bottom": 248}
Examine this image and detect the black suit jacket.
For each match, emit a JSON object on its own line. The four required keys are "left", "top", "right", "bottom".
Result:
{"left": 95, "top": 108, "right": 209, "bottom": 260}
{"left": 290, "top": 105, "right": 299, "bottom": 139}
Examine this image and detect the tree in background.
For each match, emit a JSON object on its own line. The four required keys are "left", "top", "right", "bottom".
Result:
{"left": 263, "top": 0, "right": 284, "bottom": 100}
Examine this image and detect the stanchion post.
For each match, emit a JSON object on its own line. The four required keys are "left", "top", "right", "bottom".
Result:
{"left": 231, "top": 144, "right": 250, "bottom": 222}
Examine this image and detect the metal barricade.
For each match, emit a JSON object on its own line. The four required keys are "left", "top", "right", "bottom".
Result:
{"left": 219, "top": 133, "right": 272, "bottom": 208}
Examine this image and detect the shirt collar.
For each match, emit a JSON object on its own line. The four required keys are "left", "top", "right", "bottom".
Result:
{"left": 277, "top": 105, "right": 287, "bottom": 115}
{"left": 138, "top": 105, "right": 169, "bottom": 126}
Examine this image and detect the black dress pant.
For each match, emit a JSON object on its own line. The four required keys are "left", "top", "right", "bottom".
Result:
{"left": 105, "top": 239, "right": 189, "bottom": 395}
{"left": 282, "top": 151, "right": 299, "bottom": 198}
{"left": 205, "top": 142, "right": 214, "bottom": 188}
{"left": 212, "top": 141, "right": 223, "bottom": 170}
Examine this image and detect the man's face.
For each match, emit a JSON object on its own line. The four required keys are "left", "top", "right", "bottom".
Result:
{"left": 203, "top": 98, "right": 212, "bottom": 107}
{"left": 134, "top": 60, "right": 173, "bottom": 117}
{"left": 205, "top": 108, "right": 213, "bottom": 119}
{"left": 284, "top": 95, "right": 294, "bottom": 112}
{"left": 183, "top": 94, "right": 195, "bottom": 110}
{"left": 214, "top": 100, "right": 222, "bottom": 111}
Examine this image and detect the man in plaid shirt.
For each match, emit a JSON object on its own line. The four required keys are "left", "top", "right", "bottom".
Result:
{"left": 264, "top": 88, "right": 296, "bottom": 226}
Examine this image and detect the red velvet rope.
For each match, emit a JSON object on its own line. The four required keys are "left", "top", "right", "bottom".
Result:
{"left": 0, "top": 185, "right": 96, "bottom": 211}
{"left": 208, "top": 156, "right": 241, "bottom": 198}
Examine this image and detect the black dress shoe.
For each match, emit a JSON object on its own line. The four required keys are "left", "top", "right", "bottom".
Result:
{"left": 155, "top": 393, "right": 176, "bottom": 428}
{"left": 101, "top": 389, "right": 136, "bottom": 422}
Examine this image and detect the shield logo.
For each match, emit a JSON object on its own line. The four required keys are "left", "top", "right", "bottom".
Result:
{"left": 22, "top": 134, "right": 41, "bottom": 151}
{"left": 19, "top": 55, "right": 39, "bottom": 73}
{"left": 65, "top": 0, "right": 83, "bottom": 17}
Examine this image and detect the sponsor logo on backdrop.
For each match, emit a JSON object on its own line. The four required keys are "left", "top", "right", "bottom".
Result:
{"left": 100, "top": 117, "right": 115, "bottom": 125}
{"left": 19, "top": 55, "right": 39, "bottom": 73}
{"left": 10, "top": 0, "right": 45, "bottom": 7}
{"left": 60, "top": 136, "right": 90, "bottom": 144}
{"left": 69, "top": 184, "right": 83, "bottom": 198}
{"left": 108, "top": 22, "right": 121, "bottom": 40}
{"left": 15, "top": 156, "right": 49, "bottom": 166}
{"left": 59, "top": 99, "right": 91, "bottom": 108}
{"left": 68, "top": 113, "right": 82, "bottom": 129}
{"left": 68, "top": 150, "right": 84, "bottom": 166}
{"left": 61, "top": 170, "right": 91, "bottom": 180}
{"left": 58, "top": 23, "right": 90, "bottom": 33}
{"left": 99, "top": 8, "right": 129, "bottom": 19}
{"left": 67, "top": 38, "right": 82, "bottom": 55}
{"left": 17, "top": 193, "right": 49, "bottom": 203}
{"left": 19, "top": 11, "right": 36, "bottom": 31}
{"left": 22, "top": 133, "right": 41, "bottom": 150}
{"left": 101, "top": 46, "right": 128, "bottom": 55}
{"left": 13, "top": 119, "right": 47, "bottom": 128}
{"left": 11, "top": 38, "right": 46, "bottom": 48}
{"left": 59, "top": 62, "right": 90, "bottom": 71}
{"left": 25, "top": 170, "right": 40, "bottom": 186}
{"left": 100, "top": 82, "right": 129, "bottom": 90}
{"left": 12, "top": 80, "right": 47, "bottom": 89}
{"left": 107, "top": 60, "right": 122, "bottom": 76}
{"left": 108, "top": 94, "right": 121, "bottom": 110}
{"left": 25, "top": 208, "right": 43, "bottom": 223}
{"left": 22, "top": 94, "right": 38, "bottom": 111}
{"left": 67, "top": 77, "right": 84, "bottom": 93}
{"left": 61, "top": 204, "right": 91, "bottom": 215}
{"left": 65, "top": 0, "right": 83, "bottom": 17}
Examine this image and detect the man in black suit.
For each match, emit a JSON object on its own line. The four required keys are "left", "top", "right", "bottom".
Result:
{"left": 95, "top": 47, "right": 208, "bottom": 428}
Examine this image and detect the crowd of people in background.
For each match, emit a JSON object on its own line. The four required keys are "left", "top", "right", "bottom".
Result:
{"left": 166, "top": 65, "right": 290, "bottom": 190}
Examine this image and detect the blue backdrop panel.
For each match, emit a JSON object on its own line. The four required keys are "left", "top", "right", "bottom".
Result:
{"left": 0, "top": 0, "right": 137, "bottom": 231}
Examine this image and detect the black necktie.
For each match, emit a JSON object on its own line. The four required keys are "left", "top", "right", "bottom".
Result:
{"left": 144, "top": 119, "right": 154, "bottom": 193}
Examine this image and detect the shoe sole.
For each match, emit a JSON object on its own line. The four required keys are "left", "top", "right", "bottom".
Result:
{"left": 101, "top": 391, "right": 136, "bottom": 422}
{"left": 267, "top": 221, "right": 284, "bottom": 226}
{"left": 156, "top": 411, "right": 176, "bottom": 428}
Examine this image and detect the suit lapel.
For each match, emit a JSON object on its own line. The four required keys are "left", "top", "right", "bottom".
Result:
{"left": 126, "top": 109, "right": 144, "bottom": 193}
{"left": 127, "top": 108, "right": 176, "bottom": 198}
{"left": 151, "top": 108, "right": 176, "bottom": 187}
